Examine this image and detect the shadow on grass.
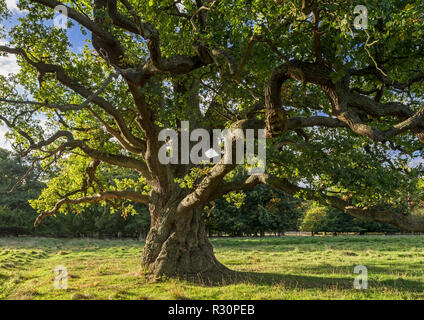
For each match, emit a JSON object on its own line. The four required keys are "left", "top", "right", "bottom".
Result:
{"left": 179, "top": 270, "right": 423, "bottom": 293}
{"left": 0, "top": 273, "right": 9, "bottom": 280}
{"left": 210, "top": 236, "right": 424, "bottom": 253}
{"left": 296, "top": 263, "right": 424, "bottom": 276}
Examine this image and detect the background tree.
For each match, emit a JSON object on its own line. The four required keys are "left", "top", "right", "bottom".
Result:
{"left": 298, "top": 202, "right": 399, "bottom": 235}
{"left": 204, "top": 185, "right": 300, "bottom": 236}
{"left": 299, "top": 205, "right": 328, "bottom": 235}
{"left": 0, "top": 0, "right": 424, "bottom": 279}
{"left": 0, "top": 147, "right": 43, "bottom": 235}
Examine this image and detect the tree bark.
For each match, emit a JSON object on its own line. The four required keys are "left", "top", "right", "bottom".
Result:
{"left": 141, "top": 201, "right": 229, "bottom": 279}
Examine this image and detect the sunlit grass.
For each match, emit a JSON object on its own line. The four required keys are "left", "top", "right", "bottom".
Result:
{"left": 0, "top": 236, "right": 423, "bottom": 300}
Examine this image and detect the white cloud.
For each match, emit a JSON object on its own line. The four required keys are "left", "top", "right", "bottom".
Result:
{"left": 0, "top": 46, "right": 18, "bottom": 150}
{"left": 0, "top": 53, "right": 20, "bottom": 76}
{"left": 0, "top": 125, "right": 11, "bottom": 150}
{"left": 5, "top": 0, "right": 28, "bottom": 14}
{"left": 5, "top": 0, "right": 19, "bottom": 12}
{"left": 410, "top": 157, "right": 424, "bottom": 168}
{"left": 0, "top": 37, "right": 20, "bottom": 75}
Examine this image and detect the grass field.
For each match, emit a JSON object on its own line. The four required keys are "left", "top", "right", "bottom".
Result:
{"left": 0, "top": 235, "right": 423, "bottom": 300}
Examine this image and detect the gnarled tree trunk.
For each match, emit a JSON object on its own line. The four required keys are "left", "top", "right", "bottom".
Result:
{"left": 141, "top": 200, "right": 229, "bottom": 279}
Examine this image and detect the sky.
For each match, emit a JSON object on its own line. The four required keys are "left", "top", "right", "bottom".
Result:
{"left": 0, "top": 0, "right": 21, "bottom": 149}
{"left": 0, "top": 0, "right": 87, "bottom": 149}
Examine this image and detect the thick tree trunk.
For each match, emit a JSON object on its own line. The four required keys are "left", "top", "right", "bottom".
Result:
{"left": 141, "top": 201, "right": 229, "bottom": 279}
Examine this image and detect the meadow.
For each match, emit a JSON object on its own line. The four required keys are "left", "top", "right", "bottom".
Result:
{"left": 0, "top": 235, "right": 423, "bottom": 300}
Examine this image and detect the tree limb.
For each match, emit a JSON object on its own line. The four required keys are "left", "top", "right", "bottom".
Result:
{"left": 34, "top": 190, "right": 151, "bottom": 226}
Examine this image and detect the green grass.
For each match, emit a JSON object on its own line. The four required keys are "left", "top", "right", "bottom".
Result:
{"left": 0, "top": 235, "right": 423, "bottom": 300}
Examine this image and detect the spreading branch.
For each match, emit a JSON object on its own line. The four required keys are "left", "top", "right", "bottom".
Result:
{"left": 34, "top": 190, "right": 151, "bottom": 226}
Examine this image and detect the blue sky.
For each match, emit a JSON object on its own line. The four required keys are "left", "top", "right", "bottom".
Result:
{"left": 0, "top": 0, "right": 88, "bottom": 149}
{"left": 0, "top": 0, "right": 22, "bottom": 149}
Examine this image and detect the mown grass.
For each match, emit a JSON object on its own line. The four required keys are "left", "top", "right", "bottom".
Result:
{"left": 0, "top": 235, "right": 423, "bottom": 300}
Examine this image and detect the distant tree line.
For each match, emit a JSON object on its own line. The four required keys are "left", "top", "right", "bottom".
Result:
{"left": 0, "top": 148, "right": 150, "bottom": 238}
{"left": 0, "top": 148, "right": 403, "bottom": 238}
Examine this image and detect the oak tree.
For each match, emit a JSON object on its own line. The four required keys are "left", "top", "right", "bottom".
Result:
{"left": 0, "top": 0, "right": 424, "bottom": 278}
